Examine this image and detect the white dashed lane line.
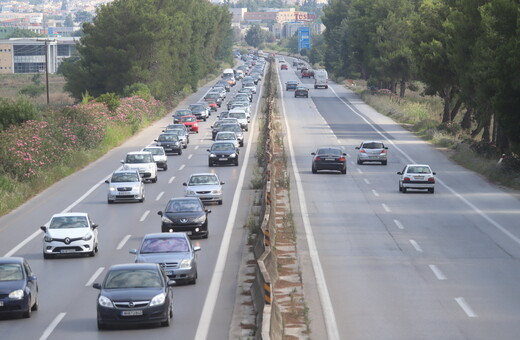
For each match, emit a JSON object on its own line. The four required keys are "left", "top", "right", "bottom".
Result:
{"left": 429, "top": 265, "right": 447, "bottom": 280}
{"left": 364, "top": 178, "right": 371, "bottom": 185}
{"left": 117, "top": 235, "right": 131, "bottom": 250}
{"left": 372, "top": 189, "right": 380, "bottom": 197}
{"left": 382, "top": 203, "right": 391, "bottom": 212}
{"left": 455, "top": 297, "right": 478, "bottom": 317}
{"left": 194, "top": 145, "right": 199, "bottom": 150}
{"left": 393, "top": 219, "right": 405, "bottom": 229}
{"left": 357, "top": 168, "right": 363, "bottom": 174}
{"left": 179, "top": 164, "right": 185, "bottom": 171}
{"left": 140, "top": 210, "right": 150, "bottom": 222}
{"left": 188, "top": 154, "right": 193, "bottom": 160}
{"left": 168, "top": 176, "right": 176, "bottom": 184}
{"left": 156, "top": 192, "right": 164, "bottom": 201}
{"left": 410, "top": 240, "right": 423, "bottom": 252}
{"left": 85, "top": 267, "right": 104, "bottom": 287}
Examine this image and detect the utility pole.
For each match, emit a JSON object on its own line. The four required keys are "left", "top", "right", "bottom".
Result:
{"left": 36, "top": 39, "right": 55, "bottom": 105}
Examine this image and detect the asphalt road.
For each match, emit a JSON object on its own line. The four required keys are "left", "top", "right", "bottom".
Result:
{"left": 0, "top": 72, "right": 264, "bottom": 339}
{"left": 278, "top": 57, "right": 520, "bottom": 340}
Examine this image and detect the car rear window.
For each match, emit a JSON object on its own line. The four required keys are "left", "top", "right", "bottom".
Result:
{"left": 317, "top": 148, "right": 341, "bottom": 156}
{"left": 362, "top": 142, "right": 384, "bottom": 149}
{"left": 407, "top": 166, "right": 431, "bottom": 174}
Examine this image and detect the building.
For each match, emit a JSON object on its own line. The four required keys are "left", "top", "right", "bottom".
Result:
{"left": 0, "top": 37, "right": 78, "bottom": 74}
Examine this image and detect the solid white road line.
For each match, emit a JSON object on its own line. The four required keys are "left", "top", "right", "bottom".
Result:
{"left": 178, "top": 164, "right": 185, "bottom": 171}
{"left": 364, "top": 178, "right": 371, "bottom": 185}
{"left": 276, "top": 68, "right": 340, "bottom": 339}
{"left": 117, "top": 235, "right": 131, "bottom": 250}
{"left": 4, "top": 230, "right": 42, "bottom": 257}
{"left": 169, "top": 176, "right": 176, "bottom": 184}
{"left": 455, "top": 297, "right": 478, "bottom": 317}
{"left": 429, "top": 264, "right": 447, "bottom": 280}
{"left": 39, "top": 312, "right": 66, "bottom": 340}
{"left": 140, "top": 210, "right": 149, "bottom": 222}
{"left": 382, "top": 203, "right": 391, "bottom": 212}
{"left": 85, "top": 267, "right": 104, "bottom": 287}
{"left": 393, "top": 219, "right": 405, "bottom": 230}
{"left": 156, "top": 192, "right": 164, "bottom": 201}
{"left": 410, "top": 240, "right": 423, "bottom": 252}
{"left": 372, "top": 189, "right": 380, "bottom": 197}
{"left": 329, "top": 85, "right": 520, "bottom": 248}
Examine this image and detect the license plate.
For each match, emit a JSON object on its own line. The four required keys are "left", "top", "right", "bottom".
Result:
{"left": 165, "top": 270, "right": 174, "bottom": 276}
{"left": 119, "top": 192, "right": 133, "bottom": 195}
{"left": 325, "top": 158, "right": 335, "bottom": 161}
{"left": 122, "top": 310, "right": 143, "bottom": 316}
{"left": 0, "top": 301, "right": 4, "bottom": 306}
{"left": 185, "top": 231, "right": 192, "bottom": 235}
{"left": 60, "top": 249, "right": 75, "bottom": 253}
{"left": 219, "top": 158, "right": 228, "bottom": 161}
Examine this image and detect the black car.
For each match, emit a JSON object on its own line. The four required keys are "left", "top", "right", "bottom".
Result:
{"left": 155, "top": 134, "right": 182, "bottom": 155}
{"left": 295, "top": 86, "right": 309, "bottom": 98}
{"left": 311, "top": 147, "right": 347, "bottom": 174}
{"left": 207, "top": 141, "right": 240, "bottom": 167}
{"left": 172, "top": 109, "right": 192, "bottom": 124}
{"left": 93, "top": 263, "right": 174, "bottom": 329}
{"left": 0, "top": 257, "right": 38, "bottom": 318}
{"left": 158, "top": 197, "right": 211, "bottom": 238}
{"left": 211, "top": 119, "right": 228, "bottom": 140}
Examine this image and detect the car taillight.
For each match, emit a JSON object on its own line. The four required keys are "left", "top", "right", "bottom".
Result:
{"left": 315, "top": 157, "right": 321, "bottom": 160}
{"left": 381, "top": 149, "right": 387, "bottom": 154}
{"left": 339, "top": 157, "right": 345, "bottom": 161}
{"left": 404, "top": 177, "right": 411, "bottom": 182}
{"left": 360, "top": 150, "right": 366, "bottom": 153}
{"left": 428, "top": 177, "right": 435, "bottom": 183}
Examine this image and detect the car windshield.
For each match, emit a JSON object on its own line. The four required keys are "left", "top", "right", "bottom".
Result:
{"left": 230, "top": 112, "right": 245, "bottom": 119}
{"left": 407, "top": 166, "right": 431, "bottom": 174}
{"left": 221, "top": 125, "right": 240, "bottom": 132}
{"left": 140, "top": 237, "right": 189, "bottom": 253}
{"left": 49, "top": 216, "right": 88, "bottom": 229}
{"left": 126, "top": 154, "right": 153, "bottom": 163}
{"left": 158, "top": 134, "right": 178, "bottom": 142}
{"left": 143, "top": 148, "right": 164, "bottom": 156}
{"left": 189, "top": 105, "right": 204, "bottom": 111}
{"left": 112, "top": 173, "right": 140, "bottom": 182}
{"left": 216, "top": 133, "right": 236, "bottom": 140}
{"left": 317, "top": 148, "right": 341, "bottom": 156}
{"left": 175, "top": 110, "right": 191, "bottom": 116}
{"left": 206, "top": 93, "right": 219, "bottom": 99}
{"left": 362, "top": 142, "right": 384, "bottom": 149}
{"left": 211, "top": 143, "right": 235, "bottom": 151}
{"left": 182, "top": 116, "right": 196, "bottom": 122}
{"left": 0, "top": 263, "right": 23, "bottom": 281}
{"left": 166, "top": 200, "right": 203, "bottom": 213}
{"left": 189, "top": 175, "right": 219, "bottom": 186}
{"left": 104, "top": 269, "right": 162, "bottom": 289}
{"left": 164, "top": 130, "right": 181, "bottom": 136}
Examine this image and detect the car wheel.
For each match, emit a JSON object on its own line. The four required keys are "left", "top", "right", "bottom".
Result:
{"left": 107, "top": 199, "right": 114, "bottom": 204}
{"left": 382, "top": 161, "right": 387, "bottom": 165}
{"left": 163, "top": 164, "right": 168, "bottom": 171}
{"left": 97, "top": 320, "right": 107, "bottom": 330}
{"left": 152, "top": 176, "right": 158, "bottom": 183}
{"left": 23, "top": 304, "right": 31, "bottom": 318}
{"left": 178, "top": 149, "right": 183, "bottom": 155}
{"left": 234, "top": 159, "right": 239, "bottom": 166}
{"left": 240, "top": 142, "right": 244, "bottom": 147}
{"left": 341, "top": 168, "right": 347, "bottom": 174}
{"left": 202, "top": 232, "right": 208, "bottom": 239}
{"left": 312, "top": 165, "right": 317, "bottom": 174}
{"left": 161, "top": 305, "right": 171, "bottom": 327}
{"left": 218, "top": 200, "right": 223, "bottom": 205}
{"left": 32, "top": 294, "right": 39, "bottom": 311}
{"left": 402, "top": 187, "right": 407, "bottom": 193}
{"left": 428, "top": 188, "right": 435, "bottom": 194}
{"left": 88, "top": 249, "right": 95, "bottom": 257}
{"left": 357, "top": 160, "right": 362, "bottom": 165}
{"left": 208, "top": 161, "right": 213, "bottom": 167}
{"left": 399, "top": 183, "right": 402, "bottom": 192}
{"left": 245, "top": 127, "right": 248, "bottom": 132}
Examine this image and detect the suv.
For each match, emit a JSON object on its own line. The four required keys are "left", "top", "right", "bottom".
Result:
{"left": 121, "top": 151, "right": 158, "bottom": 183}
{"left": 105, "top": 169, "right": 145, "bottom": 203}
{"left": 158, "top": 197, "right": 211, "bottom": 238}
{"left": 183, "top": 173, "right": 224, "bottom": 205}
{"left": 40, "top": 213, "right": 99, "bottom": 258}
{"left": 142, "top": 146, "right": 168, "bottom": 170}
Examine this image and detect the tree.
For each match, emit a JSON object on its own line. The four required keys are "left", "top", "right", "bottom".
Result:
{"left": 245, "top": 25, "right": 265, "bottom": 48}
{"left": 6, "top": 28, "right": 44, "bottom": 38}
{"left": 74, "top": 11, "right": 93, "bottom": 24}
{"left": 64, "top": 14, "right": 74, "bottom": 27}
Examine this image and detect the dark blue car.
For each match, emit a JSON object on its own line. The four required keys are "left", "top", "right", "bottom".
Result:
{"left": 0, "top": 257, "right": 38, "bottom": 318}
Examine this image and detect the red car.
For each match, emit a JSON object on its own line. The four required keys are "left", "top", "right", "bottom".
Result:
{"left": 180, "top": 115, "right": 199, "bottom": 133}
{"left": 281, "top": 64, "right": 288, "bottom": 70}
{"left": 301, "top": 68, "right": 314, "bottom": 78}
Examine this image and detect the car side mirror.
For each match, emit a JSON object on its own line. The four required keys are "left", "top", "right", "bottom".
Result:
{"left": 355, "top": 147, "right": 360, "bottom": 149}
{"left": 93, "top": 283, "right": 102, "bottom": 290}
{"left": 206, "top": 149, "right": 211, "bottom": 152}
{"left": 167, "top": 280, "right": 176, "bottom": 287}
{"left": 193, "top": 246, "right": 201, "bottom": 252}
{"left": 311, "top": 152, "right": 316, "bottom": 155}
{"left": 157, "top": 211, "right": 163, "bottom": 217}
{"left": 129, "top": 249, "right": 137, "bottom": 255}
{"left": 205, "top": 209, "right": 212, "bottom": 214}
{"left": 154, "top": 139, "right": 158, "bottom": 142}
{"left": 91, "top": 224, "right": 98, "bottom": 229}
{"left": 162, "top": 130, "right": 165, "bottom": 132}
{"left": 342, "top": 153, "right": 347, "bottom": 156}
{"left": 183, "top": 183, "right": 187, "bottom": 186}
{"left": 397, "top": 172, "right": 402, "bottom": 175}
{"left": 28, "top": 275, "right": 37, "bottom": 282}
{"left": 104, "top": 179, "right": 110, "bottom": 184}
{"left": 432, "top": 172, "right": 436, "bottom": 175}
{"left": 40, "top": 226, "right": 47, "bottom": 232}
{"left": 220, "top": 182, "right": 225, "bottom": 185}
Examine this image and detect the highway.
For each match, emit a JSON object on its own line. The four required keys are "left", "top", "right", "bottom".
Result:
{"left": 278, "top": 57, "right": 520, "bottom": 340}
{"left": 0, "top": 73, "right": 263, "bottom": 339}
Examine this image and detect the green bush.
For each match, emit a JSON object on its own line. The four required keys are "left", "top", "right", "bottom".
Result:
{"left": 19, "top": 84, "right": 45, "bottom": 98}
{"left": 0, "top": 97, "right": 41, "bottom": 130}
{"left": 96, "top": 93, "right": 121, "bottom": 112}
{"left": 123, "top": 83, "right": 152, "bottom": 101}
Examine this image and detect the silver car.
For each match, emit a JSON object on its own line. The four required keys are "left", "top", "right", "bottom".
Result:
{"left": 219, "top": 123, "right": 244, "bottom": 147}
{"left": 356, "top": 141, "right": 388, "bottom": 165}
{"left": 105, "top": 170, "right": 145, "bottom": 203}
{"left": 130, "top": 233, "right": 200, "bottom": 285}
{"left": 142, "top": 146, "right": 168, "bottom": 170}
{"left": 397, "top": 164, "right": 436, "bottom": 193}
{"left": 215, "top": 131, "right": 240, "bottom": 148}
{"left": 183, "top": 173, "right": 224, "bottom": 205}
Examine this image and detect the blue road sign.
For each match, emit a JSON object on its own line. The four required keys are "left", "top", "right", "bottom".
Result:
{"left": 298, "top": 27, "right": 311, "bottom": 52}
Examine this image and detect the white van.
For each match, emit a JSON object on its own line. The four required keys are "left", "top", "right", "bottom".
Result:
{"left": 222, "top": 68, "right": 236, "bottom": 86}
{"left": 314, "top": 69, "right": 329, "bottom": 89}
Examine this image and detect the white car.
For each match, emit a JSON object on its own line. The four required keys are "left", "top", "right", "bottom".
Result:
{"left": 40, "top": 213, "right": 99, "bottom": 258}
{"left": 142, "top": 146, "right": 168, "bottom": 170}
{"left": 105, "top": 170, "right": 145, "bottom": 203}
{"left": 183, "top": 173, "right": 224, "bottom": 205}
{"left": 121, "top": 151, "right": 158, "bottom": 183}
{"left": 228, "top": 109, "right": 249, "bottom": 131}
{"left": 397, "top": 164, "right": 436, "bottom": 193}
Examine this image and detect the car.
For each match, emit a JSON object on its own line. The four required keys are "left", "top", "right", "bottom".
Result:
{"left": 162, "top": 128, "right": 188, "bottom": 149}
{"left": 237, "top": 88, "right": 253, "bottom": 101}
{"left": 0, "top": 257, "right": 38, "bottom": 318}
{"left": 142, "top": 146, "right": 168, "bottom": 170}
{"left": 233, "top": 93, "right": 251, "bottom": 104}
{"left": 40, "top": 212, "right": 99, "bottom": 258}
{"left": 219, "top": 124, "right": 244, "bottom": 146}
{"left": 281, "top": 64, "right": 288, "bottom": 70}
{"left": 294, "top": 86, "right": 309, "bottom": 98}
{"left": 242, "top": 81, "right": 257, "bottom": 94}
{"left": 215, "top": 131, "right": 240, "bottom": 148}
{"left": 203, "top": 93, "right": 222, "bottom": 111}
{"left": 121, "top": 151, "right": 158, "bottom": 182}
{"left": 179, "top": 115, "right": 199, "bottom": 133}
{"left": 228, "top": 109, "right": 249, "bottom": 131}
{"left": 301, "top": 69, "right": 314, "bottom": 78}
{"left": 286, "top": 80, "right": 298, "bottom": 90}
{"left": 397, "top": 164, "right": 436, "bottom": 193}
{"left": 130, "top": 233, "right": 200, "bottom": 285}
{"left": 164, "top": 124, "right": 189, "bottom": 147}
{"left": 355, "top": 141, "right": 388, "bottom": 165}
{"left": 311, "top": 147, "right": 347, "bottom": 174}
{"left": 172, "top": 109, "right": 192, "bottom": 124}
{"left": 188, "top": 103, "right": 209, "bottom": 121}
{"left": 93, "top": 263, "right": 174, "bottom": 329}
{"left": 183, "top": 173, "right": 224, "bottom": 205}
{"left": 155, "top": 133, "right": 182, "bottom": 155}
{"left": 105, "top": 170, "right": 145, "bottom": 203}
{"left": 158, "top": 197, "right": 211, "bottom": 238}
{"left": 216, "top": 80, "right": 231, "bottom": 92}
{"left": 211, "top": 120, "right": 228, "bottom": 140}
{"left": 207, "top": 141, "right": 240, "bottom": 167}
{"left": 211, "top": 86, "right": 227, "bottom": 99}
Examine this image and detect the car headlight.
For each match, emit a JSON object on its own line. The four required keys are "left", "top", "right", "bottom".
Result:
{"left": 44, "top": 235, "right": 53, "bottom": 242}
{"left": 161, "top": 216, "right": 173, "bottom": 224}
{"left": 230, "top": 153, "right": 237, "bottom": 158}
{"left": 149, "top": 293, "right": 166, "bottom": 306}
{"left": 212, "top": 189, "right": 221, "bottom": 194}
{"left": 156, "top": 142, "right": 162, "bottom": 146}
{"left": 186, "top": 190, "right": 196, "bottom": 195}
{"left": 175, "top": 142, "right": 180, "bottom": 146}
{"left": 193, "top": 215, "right": 206, "bottom": 224}
{"left": 9, "top": 289, "right": 24, "bottom": 300}
{"left": 132, "top": 185, "right": 141, "bottom": 191}
{"left": 82, "top": 233, "right": 93, "bottom": 241}
{"left": 98, "top": 295, "right": 114, "bottom": 308}
{"left": 179, "top": 259, "right": 191, "bottom": 269}
{"left": 109, "top": 186, "right": 117, "bottom": 192}
{"left": 209, "top": 154, "right": 216, "bottom": 158}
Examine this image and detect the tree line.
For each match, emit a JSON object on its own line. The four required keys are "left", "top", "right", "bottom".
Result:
{"left": 320, "top": 0, "right": 520, "bottom": 154}
{"left": 61, "top": 0, "right": 233, "bottom": 102}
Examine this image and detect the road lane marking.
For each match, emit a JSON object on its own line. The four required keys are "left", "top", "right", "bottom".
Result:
{"left": 39, "top": 312, "right": 66, "bottom": 340}
{"left": 85, "top": 267, "right": 105, "bottom": 287}
{"left": 140, "top": 210, "right": 150, "bottom": 222}
{"left": 195, "top": 145, "right": 199, "bottom": 150}
{"left": 455, "top": 297, "right": 478, "bottom": 317}
{"left": 429, "top": 265, "right": 447, "bottom": 280}
{"left": 4, "top": 230, "right": 41, "bottom": 257}
{"left": 350, "top": 161, "right": 355, "bottom": 166}
{"left": 178, "top": 164, "right": 185, "bottom": 171}
{"left": 195, "top": 72, "right": 263, "bottom": 340}
{"left": 357, "top": 168, "right": 363, "bottom": 174}
{"left": 274, "top": 67, "right": 341, "bottom": 340}
{"left": 393, "top": 219, "right": 405, "bottom": 229}
{"left": 410, "top": 240, "right": 423, "bottom": 252}
{"left": 382, "top": 203, "right": 391, "bottom": 212}
{"left": 372, "top": 189, "right": 380, "bottom": 197}
{"left": 169, "top": 176, "right": 176, "bottom": 184}
{"left": 329, "top": 85, "right": 520, "bottom": 248}
{"left": 188, "top": 154, "right": 193, "bottom": 160}
{"left": 117, "top": 235, "right": 131, "bottom": 250}
{"left": 156, "top": 192, "right": 164, "bottom": 201}
{"left": 364, "top": 178, "right": 371, "bottom": 185}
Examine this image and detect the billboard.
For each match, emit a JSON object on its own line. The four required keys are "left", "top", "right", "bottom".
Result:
{"left": 298, "top": 27, "right": 310, "bottom": 52}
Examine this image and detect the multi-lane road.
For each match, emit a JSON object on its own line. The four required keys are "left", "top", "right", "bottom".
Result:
{"left": 0, "top": 74, "right": 264, "bottom": 339}
{"left": 278, "top": 57, "right": 520, "bottom": 340}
